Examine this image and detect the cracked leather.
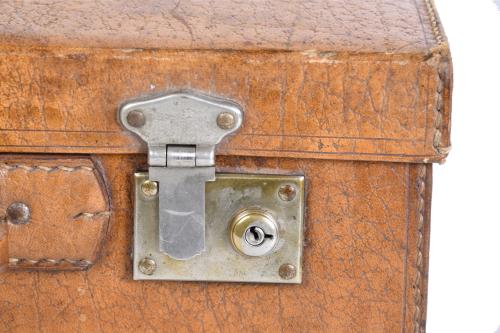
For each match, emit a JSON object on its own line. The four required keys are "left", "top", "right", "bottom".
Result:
{"left": 0, "top": 156, "right": 432, "bottom": 332}
{"left": 0, "top": 0, "right": 448, "bottom": 332}
{"left": 0, "top": 0, "right": 452, "bottom": 163}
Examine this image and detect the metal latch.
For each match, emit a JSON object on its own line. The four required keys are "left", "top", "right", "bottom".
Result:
{"left": 119, "top": 92, "right": 243, "bottom": 260}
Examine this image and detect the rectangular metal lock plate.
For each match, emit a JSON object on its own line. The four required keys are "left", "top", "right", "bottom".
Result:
{"left": 120, "top": 92, "right": 304, "bottom": 283}
{"left": 133, "top": 173, "right": 304, "bottom": 283}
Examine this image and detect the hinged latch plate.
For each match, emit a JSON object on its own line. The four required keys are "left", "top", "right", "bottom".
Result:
{"left": 119, "top": 92, "right": 243, "bottom": 260}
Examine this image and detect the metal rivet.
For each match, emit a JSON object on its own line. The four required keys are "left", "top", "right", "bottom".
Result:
{"left": 138, "top": 258, "right": 156, "bottom": 275}
{"left": 141, "top": 180, "right": 158, "bottom": 197}
{"left": 278, "top": 184, "right": 297, "bottom": 202}
{"left": 126, "top": 109, "right": 146, "bottom": 128}
{"left": 6, "top": 202, "right": 31, "bottom": 225}
{"left": 279, "top": 263, "right": 297, "bottom": 280}
{"left": 216, "top": 112, "right": 235, "bottom": 129}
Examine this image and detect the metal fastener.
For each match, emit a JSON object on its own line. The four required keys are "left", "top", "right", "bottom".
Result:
{"left": 216, "top": 112, "right": 235, "bottom": 129}
{"left": 141, "top": 180, "right": 158, "bottom": 197}
{"left": 138, "top": 258, "right": 156, "bottom": 275}
{"left": 126, "top": 109, "right": 146, "bottom": 128}
{"left": 279, "top": 263, "right": 297, "bottom": 280}
{"left": 6, "top": 202, "right": 31, "bottom": 225}
{"left": 278, "top": 184, "right": 297, "bottom": 202}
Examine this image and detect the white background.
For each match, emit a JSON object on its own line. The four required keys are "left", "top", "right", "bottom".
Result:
{"left": 428, "top": 1, "right": 500, "bottom": 332}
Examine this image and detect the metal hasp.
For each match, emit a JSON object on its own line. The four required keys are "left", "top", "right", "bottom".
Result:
{"left": 119, "top": 92, "right": 243, "bottom": 260}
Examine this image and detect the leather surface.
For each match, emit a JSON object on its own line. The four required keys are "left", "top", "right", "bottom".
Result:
{"left": 0, "top": 156, "right": 110, "bottom": 270}
{"left": 0, "top": 0, "right": 437, "bottom": 53}
{"left": 0, "top": 155, "right": 432, "bottom": 332}
{"left": 0, "top": 0, "right": 452, "bottom": 163}
{"left": 0, "top": 49, "right": 452, "bottom": 163}
{"left": 0, "top": 1, "right": 446, "bottom": 331}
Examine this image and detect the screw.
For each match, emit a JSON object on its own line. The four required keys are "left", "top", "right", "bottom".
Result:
{"left": 279, "top": 263, "right": 297, "bottom": 280}
{"left": 126, "top": 109, "right": 146, "bottom": 128}
{"left": 141, "top": 180, "right": 158, "bottom": 197}
{"left": 216, "top": 112, "right": 235, "bottom": 130}
{"left": 6, "top": 202, "right": 31, "bottom": 225}
{"left": 278, "top": 184, "right": 297, "bottom": 202}
{"left": 138, "top": 258, "right": 156, "bottom": 275}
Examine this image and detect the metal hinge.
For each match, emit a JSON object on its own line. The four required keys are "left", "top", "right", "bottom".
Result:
{"left": 119, "top": 92, "right": 243, "bottom": 260}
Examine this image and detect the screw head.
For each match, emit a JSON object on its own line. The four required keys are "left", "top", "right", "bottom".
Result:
{"left": 138, "top": 258, "right": 156, "bottom": 275}
{"left": 126, "top": 109, "right": 146, "bottom": 128}
{"left": 141, "top": 180, "right": 158, "bottom": 197}
{"left": 6, "top": 202, "right": 30, "bottom": 225}
{"left": 278, "top": 184, "right": 297, "bottom": 202}
{"left": 279, "top": 263, "right": 297, "bottom": 280}
{"left": 216, "top": 112, "right": 235, "bottom": 130}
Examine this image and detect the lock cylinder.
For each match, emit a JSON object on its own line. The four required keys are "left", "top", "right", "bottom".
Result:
{"left": 229, "top": 208, "right": 278, "bottom": 257}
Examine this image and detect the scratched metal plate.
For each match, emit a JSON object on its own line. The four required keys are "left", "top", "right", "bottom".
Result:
{"left": 133, "top": 173, "right": 304, "bottom": 283}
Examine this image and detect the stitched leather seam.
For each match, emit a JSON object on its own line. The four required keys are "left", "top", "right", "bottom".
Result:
{"left": 9, "top": 258, "right": 92, "bottom": 267}
{"left": 73, "top": 211, "right": 111, "bottom": 219}
{"left": 431, "top": 60, "right": 451, "bottom": 157}
{"left": 413, "top": 165, "right": 426, "bottom": 333}
{"left": 0, "top": 164, "right": 94, "bottom": 172}
{"left": 423, "top": 0, "right": 444, "bottom": 45}
{"left": 424, "top": 0, "right": 452, "bottom": 157}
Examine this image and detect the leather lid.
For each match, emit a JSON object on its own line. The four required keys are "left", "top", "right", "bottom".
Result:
{"left": 0, "top": 0, "right": 451, "bottom": 163}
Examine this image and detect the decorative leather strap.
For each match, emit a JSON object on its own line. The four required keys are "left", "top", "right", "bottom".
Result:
{"left": 0, "top": 155, "right": 110, "bottom": 271}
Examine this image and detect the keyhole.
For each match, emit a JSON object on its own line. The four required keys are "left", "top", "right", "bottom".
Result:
{"left": 244, "top": 226, "right": 273, "bottom": 246}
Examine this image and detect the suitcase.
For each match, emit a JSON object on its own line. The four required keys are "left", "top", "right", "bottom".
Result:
{"left": 0, "top": 0, "right": 452, "bottom": 332}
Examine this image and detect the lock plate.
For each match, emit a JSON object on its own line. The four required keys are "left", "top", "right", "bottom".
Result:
{"left": 133, "top": 173, "right": 304, "bottom": 283}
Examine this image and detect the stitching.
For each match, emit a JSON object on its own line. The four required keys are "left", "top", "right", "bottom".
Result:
{"left": 9, "top": 258, "right": 92, "bottom": 267}
{"left": 0, "top": 164, "right": 94, "bottom": 172}
{"left": 413, "top": 165, "right": 426, "bottom": 333}
{"left": 73, "top": 211, "right": 111, "bottom": 219}
{"left": 423, "top": 0, "right": 444, "bottom": 45}
{"left": 431, "top": 61, "right": 451, "bottom": 157}
{"left": 423, "top": 0, "right": 452, "bottom": 157}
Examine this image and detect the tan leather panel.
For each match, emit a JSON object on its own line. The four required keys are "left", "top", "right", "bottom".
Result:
{"left": 0, "top": 49, "right": 452, "bottom": 163}
{"left": 0, "top": 0, "right": 437, "bottom": 53}
{"left": 0, "top": 155, "right": 110, "bottom": 270}
{"left": 0, "top": 155, "right": 431, "bottom": 332}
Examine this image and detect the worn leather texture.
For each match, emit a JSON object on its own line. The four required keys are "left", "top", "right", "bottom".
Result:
{"left": 0, "top": 0, "right": 449, "bottom": 332}
{"left": 0, "top": 156, "right": 432, "bottom": 332}
{"left": 0, "top": 0, "right": 440, "bottom": 53}
{"left": 0, "top": 0, "right": 452, "bottom": 163}
{"left": 0, "top": 156, "right": 110, "bottom": 271}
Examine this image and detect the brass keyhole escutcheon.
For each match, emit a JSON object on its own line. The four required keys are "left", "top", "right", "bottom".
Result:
{"left": 230, "top": 208, "right": 278, "bottom": 257}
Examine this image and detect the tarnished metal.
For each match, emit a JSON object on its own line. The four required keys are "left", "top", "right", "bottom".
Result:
{"left": 216, "top": 112, "right": 236, "bottom": 129}
{"left": 149, "top": 167, "right": 214, "bottom": 260}
{"left": 6, "top": 202, "right": 31, "bottom": 225}
{"left": 138, "top": 258, "right": 156, "bottom": 275}
{"left": 119, "top": 92, "right": 243, "bottom": 162}
{"left": 133, "top": 173, "right": 304, "bottom": 283}
{"left": 141, "top": 180, "right": 158, "bottom": 197}
{"left": 126, "top": 109, "right": 146, "bottom": 128}
{"left": 119, "top": 92, "right": 243, "bottom": 260}
{"left": 166, "top": 146, "right": 196, "bottom": 167}
{"left": 278, "top": 263, "right": 297, "bottom": 280}
{"left": 230, "top": 208, "right": 278, "bottom": 257}
{"left": 278, "top": 184, "right": 297, "bottom": 202}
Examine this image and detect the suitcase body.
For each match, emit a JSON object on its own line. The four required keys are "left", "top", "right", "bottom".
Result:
{"left": 0, "top": 1, "right": 451, "bottom": 332}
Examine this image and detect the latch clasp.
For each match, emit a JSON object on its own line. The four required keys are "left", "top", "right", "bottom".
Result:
{"left": 119, "top": 92, "right": 243, "bottom": 260}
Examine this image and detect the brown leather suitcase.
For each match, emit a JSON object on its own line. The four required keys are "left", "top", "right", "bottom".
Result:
{"left": 0, "top": 1, "right": 452, "bottom": 332}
